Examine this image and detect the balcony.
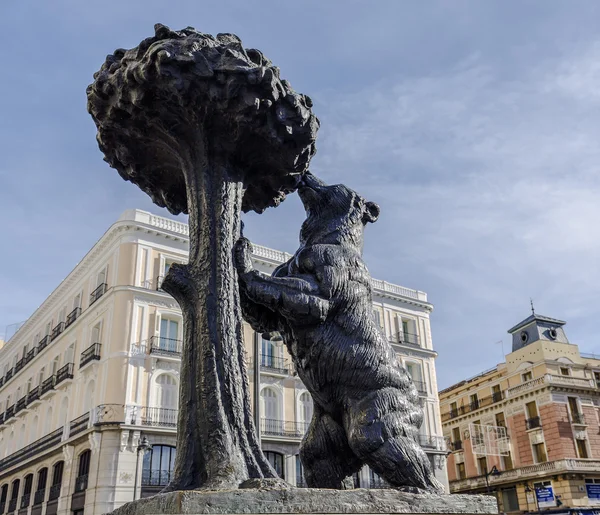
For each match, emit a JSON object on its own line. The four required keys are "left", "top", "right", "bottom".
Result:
{"left": 507, "top": 374, "right": 596, "bottom": 398}
{"left": 0, "top": 412, "right": 4, "bottom": 425}
{"left": 492, "top": 391, "right": 503, "bottom": 403}
{"left": 5, "top": 368, "right": 14, "bottom": 381}
{"left": 127, "top": 406, "right": 178, "bottom": 428}
{"left": 260, "top": 354, "right": 290, "bottom": 375}
{"left": 571, "top": 412, "right": 586, "bottom": 425}
{"left": 142, "top": 468, "right": 172, "bottom": 487}
{"left": 74, "top": 474, "right": 88, "bottom": 493}
{"left": 261, "top": 418, "right": 309, "bottom": 438}
{"left": 50, "top": 322, "right": 65, "bottom": 342}
{"left": 90, "top": 283, "right": 107, "bottom": 306}
{"left": 27, "top": 386, "right": 41, "bottom": 406}
{"left": 15, "top": 395, "right": 28, "bottom": 415}
{"left": 526, "top": 416, "right": 542, "bottom": 430}
{"left": 55, "top": 363, "right": 74, "bottom": 387}
{"left": 5, "top": 405, "right": 15, "bottom": 422}
{"left": 418, "top": 435, "right": 447, "bottom": 452}
{"left": 442, "top": 392, "right": 506, "bottom": 422}
{"left": 48, "top": 484, "right": 61, "bottom": 501}
{"left": 148, "top": 336, "right": 182, "bottom": 358}
{"left": 8, "top": 499, "right": 17, "bottom": 512}
{"left": 37, "top": 335, "right": 50, "bottom": 353}
{"left": 451, "top": 440, "right": 463, "bottom": 451}
{"left": 25, "top": 348, "right": 36, "bottom": 364}
{"left": 0, "top": 427, "right": 63, "bottom": 473}
{"left": 412, "top": 380, "right": 427, "bottom": 395}
{"left": 40, "top": 376, "right": 56, "bottom": 397}
{"left": 80, "top": 343, "right": 101, "bottom": 368}
{"left": 14, "top": 358, "right": 25, "bottom": 373}
{"left": 470, "top": 399, "right": 480, "bottom": 411}
{"left": 20, "top": 493, "right": 31, "bottom": 509}
{"left": 33, "top": 489, "right": 45, "bottom": 505}
{"left": 69, "top": 412, "right": 90, "bottom": 437}
{"left": 0, "top": 377, "right": 3, "bottom": 387}
{"left": 65, "top": 307, "right": 81, "bottom": 328}
{"left": 395, "top": 331, "right": 420, "bottom": 347}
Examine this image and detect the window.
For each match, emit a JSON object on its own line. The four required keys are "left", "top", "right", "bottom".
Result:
{"left": 0, "top": 484, "right": 8, "bottom": 512}
{"left": 96, "top": 266, "right": 108, "bottom": 287}
{"left": 295, "top": 456, "right": 306, "bottom": 487}
{"left": 402, "top": 320, "right": 410, "bottom": 341}
{"left": 522, "top": 371, "right": 533, "bottom": 382}
{"left": 73, "top": 294, "right": 81, "bottom": 310}
{"left": 526, "top": 401, "right": 540, "bottom": 428}
{"left": 477, "top": 456, "right": 488, "bottom": 475}
{"left": 560, "top": 367, "right": 570, "bottom": 376}
{"left": 260, "top": 337, "right": 281, "bottom": 368}
{"left": 502, "top": 452, "right": 513, "bottom": 471}
{"left": 501, "top": 487, "right": 519, "bottom": 512}
{"left": 261, "top": 388, "right": 280, "bottom": 421}
{"left": 495, "top": 412, "right": 506, "bottom": 428}
{"left": 91, "top": 323, "right": 102, "bottom": 345}
{"left": 568, "top": 397, "right": 580, "bottom": 417}
{"left": 595, "top": 371, "right": 600, "bottom": 388}
{"left": 451, "top": 427, "right": 461, "bottom": 450}
{"left": 469, "top": 394, "right": 479, "bottom": 410}
{"left": 450, "top": 401, "right": 458, "bottom": 418}
{"left": 75, "top": 450, "right": 91, "bottom": 492}
{"left": 142, "top": 445, "right": 176, "bottom": 486}
{"left": 492, "top": 384, "right": 502, "bottom": 402}
{"left": 456, "top": 462, "right": 466, "bottom": 479}
{"left": 34, "top": 468, "right": 48, "bottom": 505}
{"left": 264, "top": 451, "right": 284, "bottom": 479}
{"left": 155, "top": 374, "right": 179, "bottom": 410}
{"left": 21, "top": 474, "right": 33, "bottom": 509}
{"left": 83, "top": 381, "right": 96, "bottom": 413}
{"left": 159, "top": 318, "right": 179, "bottom": 348}
{"left": 373, "top": 310, "right": 383, "bottom": 329}
{"left": 576, "top": 438, "right": 589, "bottom": 458}
{"left": 9, "top": 479, "right": 20, "bottom": 511}
{"left": 532, "top": 442, "right": 547, "bottom": 463}
{"left": 299, "top": 392, "right": 313, "bottom": 428}
{"left": 49, "top": 461, "right": 64, "bottom": 500}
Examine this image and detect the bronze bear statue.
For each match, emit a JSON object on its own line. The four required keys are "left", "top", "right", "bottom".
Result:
{"left": 235, "top": 172, "right": 444, "bottom": 493}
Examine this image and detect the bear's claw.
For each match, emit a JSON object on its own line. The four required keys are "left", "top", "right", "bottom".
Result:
{"left": 234, "top": 237, "right": 254, "bottom": 275}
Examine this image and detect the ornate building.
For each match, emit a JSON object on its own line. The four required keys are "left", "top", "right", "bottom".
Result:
{"left": 0, "top": 209, "right": 448, "bottom": 515}
{"left": 440, "top": 313, "right": 600, "bottom": 514}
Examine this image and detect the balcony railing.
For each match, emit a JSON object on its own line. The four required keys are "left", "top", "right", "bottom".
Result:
{"left": 74, "top": 474, "right": 88, "bottom": 493}
{"left": 412, "top": 380, "right": 427, "bottom": 394}
{"left": 451, "top": 440, "right": 463, "bottom": 451}
{"left": 0, "top": 427, "right": 63, "bottom": 473}
{"left": 28, "top": 386, "right": 41, "bottom": 404}
{"left": 526, "top": 416, "right": 542, "bottom": 430}
{"left": 571, "top": 412, "right": 586, "bottom": 425}
{"left": 15, "top": 395, "right": 28, "bottom": 414}
{"left": 48, "top": 484, "right": 61, "bottom": 501}
{"left": 90, "top": 283, "right": 107, "bottom": 305}
{"left": 20, "top": 493, "right": 31, "bottom": 509}
{"left": 25, "top": 348, "right": 36, "bottom": 363}
{"left": 65, "top": 307, "right": 81, "bottom": 328}
{"left": 261, "top": 418, "right": 309, "bottom": 438}
{"left": 142, "top": 468, "right": 172, "bottom": 487}
{"left": 33, "top": 489, "right": 45, "bottom": 505}
{"left": 260, "top": 354, "right": 290, "bottom": 374}
{"left": 369, "top": 476, "right": 390, "bottom": 489}
{"left": 492, "top": 391, "right": 503, "bottom": 403}
{"left": 41, "top": 376, "right": 56, "bottom": 395}
{"left": 418, "top": 435, "right": 447, "bottom": 451}
{"left": 69, "top": 412, "right": 90, "bottom": 437}
{"left": 5, "top": 368, "right": 14, "bottom": 381}
{"left": 14, "top": 358, "right": 24, "bottom": 373}
{"left": 396, "top": 331, "right": 420, "bottom": 347}
{"left": 127, "top": 406, "right": 178, "bottom": 428}
{"left": 0, "top": 376, "right": 4, "bottom": 387}
{"left": 8, "top": 499, "right": 17, "bottom": 512}
{"left": 148, "top": 336, "right": 182, "bottom": 357}
{"left": 0, "top": 502, "right": 5, "bottom": 514}
{"left": 55, "top": 363, "right": 74, "bottom": 385}
{"left": 507, "top": 374, "right": 596, "bottom": 398}
{"left": 442, "top": 391, "right": 506, "bottom": 422}
{"left": 5, "top": 405, "right": 15, "bottom": 421}
{"left": 50, "top": 322, "right": 65, "bottom": 342}
{"left": 0, "top": 412, "right": 5, "bottom": 425}
{"left": 80, "top": 343, "right": 101, "bottom": 368}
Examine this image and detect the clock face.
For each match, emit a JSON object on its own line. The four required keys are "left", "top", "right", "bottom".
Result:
{"left": 520, "top": 331, "right": 529, "bottom": 343}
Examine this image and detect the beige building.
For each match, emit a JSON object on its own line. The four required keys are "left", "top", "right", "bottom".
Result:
{"left": 440, "top": 313, "right": 600, "bottom": 514}
{"left": 0, "top": 209, "right": 448, "bottom": 515}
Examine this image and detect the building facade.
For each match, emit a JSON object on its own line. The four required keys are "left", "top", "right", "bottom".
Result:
{"left": 0, "top": 209, "right": 448, "bottom": 515}
{"left": 440, "top": 313, "right": 600, "bottom": 514}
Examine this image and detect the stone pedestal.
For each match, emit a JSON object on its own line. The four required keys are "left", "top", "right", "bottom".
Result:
{"left": 108, "top": 488, "right": 498, "bottom": 515}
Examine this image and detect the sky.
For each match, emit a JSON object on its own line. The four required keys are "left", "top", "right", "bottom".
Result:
{"left": 1, "top": 0, "right": 599, "bottom": 389}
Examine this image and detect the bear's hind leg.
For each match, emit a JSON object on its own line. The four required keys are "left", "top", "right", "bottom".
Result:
{"left": 346, "top": 390, "right": 445, "bottom": 494}
{"left": 300, "top": 408, "right": 361, "bottom": 489}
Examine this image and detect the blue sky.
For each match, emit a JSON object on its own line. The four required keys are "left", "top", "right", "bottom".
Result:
{"left": 1, "top": 1, "right": 599, "bottom": 388}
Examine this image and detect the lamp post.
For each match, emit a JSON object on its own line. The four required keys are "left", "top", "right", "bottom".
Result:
{"left": 133, "top": 436, "right": 152, "bottom": 501}
{"left": 525, "top": 484, "right": 539, "bottom": 513}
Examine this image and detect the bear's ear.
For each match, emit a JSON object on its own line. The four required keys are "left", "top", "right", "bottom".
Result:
{"left": 363, "top": 201, "right": 380, "bottom": 224}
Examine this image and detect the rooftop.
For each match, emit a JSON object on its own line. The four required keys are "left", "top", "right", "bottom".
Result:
{"left": 507, "top": 313, "right": 566, "bottom": 334}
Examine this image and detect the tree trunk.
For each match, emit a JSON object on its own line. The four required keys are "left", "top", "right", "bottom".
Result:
{"left": 161, "top": 160, "right": 275, "bottom": 490}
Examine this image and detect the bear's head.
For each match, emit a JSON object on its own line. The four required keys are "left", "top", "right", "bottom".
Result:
{"left": 297, "top": 172, "right": 380, "bottom": 248}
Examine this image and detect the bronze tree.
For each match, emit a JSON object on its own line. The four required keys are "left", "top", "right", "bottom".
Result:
{"left": 87, "top": 24, "right": 319, "bottom": 490}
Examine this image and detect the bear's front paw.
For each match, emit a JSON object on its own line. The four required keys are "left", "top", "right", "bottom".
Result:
{"left": 234, "top": 237, "right": 254, "bottom": 275}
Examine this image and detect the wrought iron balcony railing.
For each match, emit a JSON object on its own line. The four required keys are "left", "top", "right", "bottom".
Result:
{"left": 127, "top": 406, "right": 178, "bottom": 428}
{"left": 69, "top": 412, "right": 90, "bottom": 437}
{"left": 8, "top": 499, "right": 17, "bottom": 512}
{"left": 526, "top": 416, "right": 542, "bottom": 430}
{"left": 5, "top": 368, "right": 14, "bottom": 381}
{"left": 50, "top": 322, "right": 65, "bottom": 342}
{"left": 25, "top": 348, "right": 36, "bottom": 364}
{"left": 65, "top": 307, "right": 82, "bottom": 328}
{"left": 0, "top": 427, "right": 63, "bottom": 473}
{"left": 492, "top": 391, "right": 503, "bottom": 403}
{"left": 571, "top": 413, "right": 586, "bottom": 425}
{"left": 48, "top": 484, "right": 61, "bottom": 501}
{"left": 260, "top": 354, "right": 290, "bottom": 374}
{"left": 90, "top": 283, "right": 107, "bottom": 305}
{"left": 142, "top": 468, "right": 172, "bottom": 487}
{"left": 442, "top": 391, "right": 506, "bottom": 422}
{"left": 20, "top": 493, "right": 31, "bottom": 509}
{"left": 451, "top": 440, "right": 463, "bottom": 451}
{"left": 55, "top": 363, "right": 74, "bottom": 385}
{"left": 28, "top": 386, "right": 41, "bottom": 404}
{"left": 33, "top": 489, "right": 45, "bottom": 505}
{"left": 395, "top": 331, "right": 420, "bottom": 347}
{"left": 14, "top": 358, "right": 24, "bottom": 373}
{"left": 5, "top": 405, "right": 15, "bottom": 421}
{"left": 15, "top": 395, "right": 28, "bottom": 414}
{"left": 148, "top": 336, "right": 182, "bottom": 357}
{"left": 37, "top": 335, "right": 50, "bottom": 352}
{"left": 0, "top": 376, "right": 4, "bottom": 387}
{"left": 74, "top": 474, "right": 88, "bottom": 493}
{"left": 412, "top": 380, "right": 427, "bottom": 394}
{"left": 41, "top": 376, "right": 56, "bottom": 395}
{"left": 418, "top": 435, "right": 447, "bottom": 451}
{"left": 260, "top": 418, "right": 309, "bottom": 438}
{"left": 80, "top": 343, "right": 101, "bottom": 368}
{"left": 0, "top": 412, "right": 4, "bottom": 425}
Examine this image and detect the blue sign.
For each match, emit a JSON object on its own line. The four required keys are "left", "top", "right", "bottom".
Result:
{"left": 587, "top": 483, "right": 600, "bottom": 505}
{"left": 535, "top": 486, "right": 555, "bottom": 508}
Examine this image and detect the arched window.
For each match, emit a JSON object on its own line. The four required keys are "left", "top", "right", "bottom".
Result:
{"left": 142, "top": 445, "right": 176, "bottom": 487}
{"left": 0, "top": 484, "right": 8, "bottom": 513}
{"left": 21, "top": 474, "right": 33, "bottom": 509}
{"left": 49, "top": 461, "right": 64, "bottom": 501}
{"left": 264, "top": 451, "right": 284, "bottom": 479}
{"left": 299, "top": 392, "right": 313, "bottom": 428}
{"left": 8, "top": 479, "right": 20, "bottom": 512}
{"left": 30, "top": 416, "right": 38, "bottom": 444}
{"left": 34, "top": 468, "right": 48, "bottom": 506}
{"left": 154, "top": 374, "right": 178, "bottom": 410}
{"left": 44, "top": 407, "right": 53, "bottom": 435}
{"left": 75, "top": 450, "right": 91, "bottom": 492}
{"left": 83, "top": 381, "right": 95, "bottom": 413}
{"left": 260, "top": 388, "right": 281, "bottom": 434}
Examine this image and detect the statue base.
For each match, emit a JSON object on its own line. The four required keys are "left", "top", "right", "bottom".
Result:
{"left": 108, "top": 487, "right": 498, "bottom": 515}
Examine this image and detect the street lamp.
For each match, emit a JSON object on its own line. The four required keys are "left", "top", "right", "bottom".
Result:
{"left": 133, "top": 436, "right": 152, "bottom": 501}
{"left": 484, "top": 465, "right": 502, "bottom": 494}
